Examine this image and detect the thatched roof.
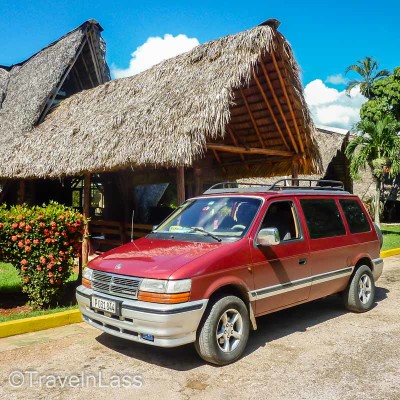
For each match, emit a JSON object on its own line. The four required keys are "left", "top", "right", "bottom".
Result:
{"left": 0, "top": 19, "right": 110, "bottom": 175}
{"left": 0, "top": 19, "right": 320, "bottom": 179}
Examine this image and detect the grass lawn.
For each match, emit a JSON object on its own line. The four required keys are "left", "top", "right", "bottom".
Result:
{"left": 381, "top": 224, "right": 400, "bottom": 251}
{"left": 0, "top": 262, "right": 79, "bottom": 323}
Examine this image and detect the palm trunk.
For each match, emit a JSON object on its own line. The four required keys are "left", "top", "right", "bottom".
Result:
{"left": 374, "top": 179, "right": 381, "bottom": 226}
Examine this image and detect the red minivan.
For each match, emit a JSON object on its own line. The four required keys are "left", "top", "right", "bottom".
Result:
{"left": 76, "top": 180, "right": 383, "bottom": 365}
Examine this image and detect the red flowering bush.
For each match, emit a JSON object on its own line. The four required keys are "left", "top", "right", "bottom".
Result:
{"left": 0, "top": 202, "right": 86, "bottom": 308}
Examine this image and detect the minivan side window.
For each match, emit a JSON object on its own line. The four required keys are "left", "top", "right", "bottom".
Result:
{"left": 339, "top": 199, "right": 371, "bottom": 234}
{"left": 260, "top": 201, "right": 301, "bottom": 241}
{"left": 300, "top": 199, "right": 346, "bottom": 239}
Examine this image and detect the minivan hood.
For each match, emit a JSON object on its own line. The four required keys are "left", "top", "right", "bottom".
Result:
{"left": 88, "top": 237, "right": 220, "bottom": 279}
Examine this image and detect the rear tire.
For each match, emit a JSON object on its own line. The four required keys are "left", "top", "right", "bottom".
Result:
{"left": 344, "top": 265, "right": 375, "bottom": 312}
{"left": 195, "top": 295, "right": 249, "bottom": 365}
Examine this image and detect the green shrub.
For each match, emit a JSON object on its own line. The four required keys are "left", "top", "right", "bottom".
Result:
{"left": 0, "top": 202, "right": 86, "bottom": 308}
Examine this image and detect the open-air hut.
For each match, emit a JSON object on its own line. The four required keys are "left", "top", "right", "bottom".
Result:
{"left": 0, "top": 19, "right": 321, "bottom": 259}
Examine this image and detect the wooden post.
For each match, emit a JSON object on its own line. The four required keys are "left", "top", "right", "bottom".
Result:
{"left": 81, "top": 173, "right": 91, "bottom": 280}
{"left": 177, "top": 167, "right": 185, "bottom": 205}
{"left": 291, "top": 161, "right": 299, "bottom": 187}
{"left": 18, "top": 180, "right": 26, "bottom": 204}
{"left": 194, "top": 168, "right": 203, "bottom": 196}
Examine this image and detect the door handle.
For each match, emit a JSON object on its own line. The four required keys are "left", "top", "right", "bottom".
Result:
{"left": 298, "top": 258, "right": 307, "bottom": 265}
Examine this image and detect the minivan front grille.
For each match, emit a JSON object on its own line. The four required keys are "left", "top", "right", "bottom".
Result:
{"left": 92, "top": 270, "right": 141, "bottom": 300}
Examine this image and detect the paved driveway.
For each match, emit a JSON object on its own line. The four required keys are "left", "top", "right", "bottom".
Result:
{"left": 1, "top": 256, "right": 399, "bottom": 400}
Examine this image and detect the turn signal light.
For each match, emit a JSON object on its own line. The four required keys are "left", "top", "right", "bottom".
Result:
{"left": 137, "top": 291, "right": 190, "bottom": 304}
{"left": 82, "top": 278, "right": 91, "bottom": 289}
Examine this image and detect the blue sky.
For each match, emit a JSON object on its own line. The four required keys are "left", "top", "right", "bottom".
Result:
{"left": 0, "top": 0, "right": 399, "bottom": 129}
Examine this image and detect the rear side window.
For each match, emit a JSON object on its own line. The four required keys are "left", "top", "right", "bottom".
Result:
{"left": 300, "top": 199, "right": 346, "bottom": 239}
{"left": 339, "top": 199, "right": 371, "bottom": 234}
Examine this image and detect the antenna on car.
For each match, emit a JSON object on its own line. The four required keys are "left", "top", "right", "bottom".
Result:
{"left": 130, "top": 209, "right": 135, "bottom": 242}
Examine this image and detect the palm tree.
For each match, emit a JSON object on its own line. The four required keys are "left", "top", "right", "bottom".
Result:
{"left": 345, "top": 116, "right": 400, "bottom": 224}
{"left": 345, "top": 57, "right": 390, "bottom": 99}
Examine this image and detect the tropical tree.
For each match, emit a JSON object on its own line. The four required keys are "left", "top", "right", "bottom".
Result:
{"left": 345, "top": 116, "right": 400, "bottom": 224}
{"left": 345, "top": 57, "right": 390, "bottom": 99}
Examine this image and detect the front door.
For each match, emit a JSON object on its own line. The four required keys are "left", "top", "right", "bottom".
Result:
{"left": 250, "top": 199, "right": 311, "bottom": 315}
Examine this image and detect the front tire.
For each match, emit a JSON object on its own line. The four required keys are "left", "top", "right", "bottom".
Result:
{"left": 195, "top": 295, "right": 249, "bottom": 365}
{"left": 344, "top": 265, "right": 375, "bottom": 312}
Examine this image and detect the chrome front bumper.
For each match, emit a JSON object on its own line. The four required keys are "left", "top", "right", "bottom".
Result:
{"left": 76, "top": 286, "right": 207, "bottom": 348}
{"left": 372, "top": 258, "right": 384, "bottom": 282}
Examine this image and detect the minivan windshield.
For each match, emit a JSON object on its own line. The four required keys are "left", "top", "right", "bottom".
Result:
{"left": 152, "top": 196, "right": 262, "bottom": 241}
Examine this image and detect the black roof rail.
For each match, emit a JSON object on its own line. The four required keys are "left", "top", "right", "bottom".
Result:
{"left": 270, "top": 178, "right": 345, "bottom": 191}
{"left": 203, "top": 179, "right": 346, "bottom": 194}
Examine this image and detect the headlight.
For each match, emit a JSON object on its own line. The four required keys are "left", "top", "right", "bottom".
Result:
{"left": 138, "top": 279, "right": 192, "bottom": 304}
{"left": 82, "top": 267, "right": 93, "bottom": 288}
{"left": 139, "top": 278, "right": 191, "bottom": 293}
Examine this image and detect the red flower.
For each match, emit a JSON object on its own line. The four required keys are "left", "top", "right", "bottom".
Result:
{"left": 48, "top": 272, "right": 54, "bottom": 277}
{"left": 19, "top": 221, "right": 26, "bottom": 228}
{"left": 21, "top": 259, "right": 27, "bottom": 265}
{"left": 50, "top": 278, "right": 55, "bottom": 284}
{"left": 33, "top": 239, "right": 39, "bottom": 245}
{"left": 45, "top": 238, "right": 52, "bottom": 243}
{"left": 39, "top": 222, "right": 45, "bottom": 228}
{"left": 58, "top": 267, "right": 63, "bottom": 272}
{"left": 25, "top": 246, "right": 31, "bottom": 252}
{"left": 37, "top": 214, "right": 44, "bottom": 220}
{"left": 36, "top": 266, "right": 42, "bottom": 271}
{"left": 40, "top": 256, "right": 46, "bottom": 265}
{"left": 59, "top": 215, "right": 65, "bottom": 221}
{"left": 25, "top": 225, "right": 32, "bottom": 232}
{"left": 50, "top": 221, "right": 57, "bottom": 228}
{"left": 59, "top": 251, "right": 64, "bottom": 256}
{"left": 25, "top": 239, "right": 31, "bottom": 245}
{"left": 11, "top": 235, "right": 18, "bottom": 242}
{"left": 24, "top": 277, "right": 30, "bottom": 282}
{"left": 18, "top": 241, "right": 24, "bottom": 248}
{"left": 0, "top": 223, "right": 3, "bottom": 229}
{"left": 12, "top": 222, "right": 18, "bottom": 229}
{"left": 21, "top": 266, "right": 27, "bottom": 271}
{"left": 47, "top": 264, "right": 53, "bottom": 270}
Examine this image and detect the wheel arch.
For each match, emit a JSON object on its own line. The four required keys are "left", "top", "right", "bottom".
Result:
{"left": 206, "top": 283, "right": 257, "bottom": 331}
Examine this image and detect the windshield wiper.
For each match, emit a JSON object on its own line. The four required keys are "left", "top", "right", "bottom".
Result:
{"left": 190, "top": 227, "right": 222, "bottom": 242}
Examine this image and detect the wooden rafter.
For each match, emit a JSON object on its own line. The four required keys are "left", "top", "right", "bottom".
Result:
{"left": 87, "top": 29, "right": 103, "bottom": 85}
{"left": 253, "top": 72, "right": 290, "bottom": 151}
{"left": 80, "top": 50, "right": 96, "bottom": 88}
{"left": 260, "top": 62, "right": 299, "bottom": 154}
{"left": 38, "top": 37, "right": 88, "bottom": 124}
{"left": 207, "top": 143, "right": 294, "bottom": 157}
{"left": 239, "top": 88, "right": 265, "bottom": 149}
{"left": 226, "top": 125, "right": 250, "bottom": 171}
{"left": 211, "top": 149, "right": 227, "bottom": 174}
{"left": 270, "top": 51, "right": 305, "bottom": 154}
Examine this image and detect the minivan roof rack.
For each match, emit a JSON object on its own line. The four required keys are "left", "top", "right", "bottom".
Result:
{"left": 203, "top": 179, "right": 346, "bottom": 194}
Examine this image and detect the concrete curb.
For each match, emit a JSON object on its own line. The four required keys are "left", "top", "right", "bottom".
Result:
{"left": 0, "top": 309, "right": 82, "bottom": 339}
{"left": 381, "top": 248, "right": 400, "bottom": 258}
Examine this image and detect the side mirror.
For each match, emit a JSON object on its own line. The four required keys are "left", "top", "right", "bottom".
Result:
{"left": 257, "top": 228, "right": 280, "bottom": 246}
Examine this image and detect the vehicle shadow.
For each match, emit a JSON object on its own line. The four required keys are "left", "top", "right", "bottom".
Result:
{"left": 95, "top": 286, "right": 389, "bottom": 371}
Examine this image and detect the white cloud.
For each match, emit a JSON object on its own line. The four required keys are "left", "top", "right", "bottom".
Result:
{"left": 325, "top": 73, "right": 348, "bottom": 85}
{"left": 304, "top": 79, "right": 367, "bottom": 130}
{"left": 112, "top": 34, "right": 200, "bottom": 78}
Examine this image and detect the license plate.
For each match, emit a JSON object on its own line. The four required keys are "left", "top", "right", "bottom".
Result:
{"left": 91, "top": 296, "right": 120, "bottom": 315}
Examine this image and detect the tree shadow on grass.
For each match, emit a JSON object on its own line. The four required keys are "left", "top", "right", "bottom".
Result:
{"left": 95, "top": 286, "right": 389, "bottom": 371}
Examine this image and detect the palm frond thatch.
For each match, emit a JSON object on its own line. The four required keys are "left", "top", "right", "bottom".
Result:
{"left": 0, "top": 20, "right": 320, "bottom": 179}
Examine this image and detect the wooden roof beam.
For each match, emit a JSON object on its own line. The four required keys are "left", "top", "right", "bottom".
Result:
{"left": 207, "top": 143, "right": 295, "bottom": 157}
{"left": 260, "top": 62, "right": 299, "bottom": 154}
{"left": 270, "top": 51, "right": 305, "bottom": 154}
{"left": 239, "top": 88, "right": 265, "bottom": 149}
{"left": 252, "top": 72, "right": 290, "bottom": 151}
{"left": 226, "top": 125, "right": 250, "bottom": 171}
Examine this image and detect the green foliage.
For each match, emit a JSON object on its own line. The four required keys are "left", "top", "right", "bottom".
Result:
{"left": 0, "top": 202, "right": 86, "bottom": 308}
{"left": 345, "top": 116, "right": 400, "bottom": 180}
{"left": 361, "top": 67, "right": 400, "bottom": 122}
{"left": 345, "top": 57, "right": 390, "bottom": 99}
